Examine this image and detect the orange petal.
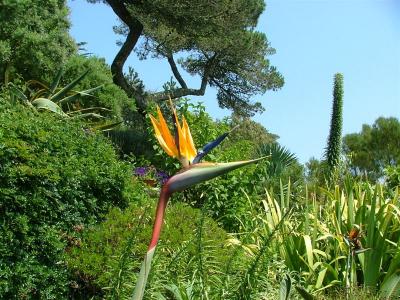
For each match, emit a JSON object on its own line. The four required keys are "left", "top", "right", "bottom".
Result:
{"left": 170, "top": 103, "right": 185, "bottom": 158}
{"left": 150, "top": 114, "right": 178, "bottom": 157}
{"left": 156, "top": 106, "right": 178, "bottom": 155}
{"left": 182, "top": 116, "right": 197, "bottom": 162}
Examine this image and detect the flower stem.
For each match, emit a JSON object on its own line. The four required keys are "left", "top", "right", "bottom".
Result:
{"left": 132, "top": 184, "right": 171, "bottom": 300}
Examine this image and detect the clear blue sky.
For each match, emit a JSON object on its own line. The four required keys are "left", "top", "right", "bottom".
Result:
{"left": 68, "top": 0, "right": 400, "bottom": 163}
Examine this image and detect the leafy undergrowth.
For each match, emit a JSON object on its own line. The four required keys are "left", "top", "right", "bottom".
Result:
{"left": 0, "top": 96, "right": 137, "bottom": 298}
{"left": 67, "top": 198, "right": 264, "bottom": 299}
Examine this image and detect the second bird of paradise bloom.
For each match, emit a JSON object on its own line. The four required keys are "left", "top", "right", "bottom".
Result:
{"left": 132, "top": 100, "right": 268, "bottom": 300}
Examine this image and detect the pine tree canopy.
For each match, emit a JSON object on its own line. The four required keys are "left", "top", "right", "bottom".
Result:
{"left": 89, "top": 0, "right": 284, "bottom": 116}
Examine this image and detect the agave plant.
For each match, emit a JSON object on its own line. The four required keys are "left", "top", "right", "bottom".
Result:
{"left": 8, "top": 69, "right": 121, "bottom": 131}
{"left": 132, "top": 100, "right": 267, "bottom": 299}
{"left": 256, "top": 142, "right": 297, "bottom": 179}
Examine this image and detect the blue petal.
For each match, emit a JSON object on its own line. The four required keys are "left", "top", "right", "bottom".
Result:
{"left": 192, "top": 126, "right": 238, "bottom": 164}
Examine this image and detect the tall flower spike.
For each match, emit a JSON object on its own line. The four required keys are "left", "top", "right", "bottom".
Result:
{"left": 133, "top": 104, "right": 268, "bottom": 300}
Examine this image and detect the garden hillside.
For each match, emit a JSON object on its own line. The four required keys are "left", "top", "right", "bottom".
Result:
{"left": 0, "top": 95, "right": 136, "bottom": 298}
{"left": 1, "top": 0, "right": 400, "bottom": 299}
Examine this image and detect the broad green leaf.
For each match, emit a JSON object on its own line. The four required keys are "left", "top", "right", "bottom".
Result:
{"left": 279, "top": 274, "right": 291, "bottom": 300}
{"left": 295, "top": 286, "right": 315, "bottom": 300}
{"left": 132, "top": 247, "right": 156, "bottom": 300}
{"left": 48, "top": 68, "right": 64, "bottom": 96}
{"left": 304, "top": 235, "right": 314, "bottom": 268}
{"left": 67, "top": 107, "right": 112, "bottom": 114}
{"left": 58, "top": 85, "right": 103, "bottom": 104}
{"left": 50, "top": 69, "right": 89, "bottom": 102}
{"left": 313, "top": 249, "right": 328, "bottom": 258}
{"left": 315, "top": 268, "right": 327, "bottom": 289}
{"left": 31, "top": 98, "right": 67, "bottom": 116}
{"left": 91, "top": 121, "right": 123, "bottom": 132}
{"left": 69, "top": 112, "right": 105, "bottom": 119}
{"left": 26, "top": 79, "right": 49, "bottom": 90}
{"left": 380, "top": 273, "right": 400, "bottom": 299}
{"left": 164, "top": 284, "right": 184, "bottom": 300}
{"left": 8, "top": 84, "right": 28, "bottom": 102}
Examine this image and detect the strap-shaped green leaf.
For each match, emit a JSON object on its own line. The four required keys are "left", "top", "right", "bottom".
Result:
{"left": 279, "top": 274, "right": 292, "bottom": 300}
{"left": 50, "top": 70, "right": 89, "bottom": 102}
{"left": 48, "top": 68, "right": 64, "bottom": 96}
{"left": 380, "top": 273, "right": 400, "bottom": 299}
{"left": 132, "top": 247, "right": 156, "bottom": 300}
{"left": 31, "top": 98, "right": 67, "bottom": 116}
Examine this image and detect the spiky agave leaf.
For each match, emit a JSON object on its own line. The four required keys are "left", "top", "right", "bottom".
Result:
{"left": 50, "top": 70, "right": 90, "bottom": 102}
{"left": 31, "top": 98, "right": 68, "bottom": 116}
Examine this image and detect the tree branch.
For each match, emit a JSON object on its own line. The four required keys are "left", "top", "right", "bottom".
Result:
{"left": 106, "top": 0, "right": 146, "bottom": 114}
{"left": 150, "top": 86, "right": 207, "bottom": 101}
{"left": 151, "top": 52, "right": 217, "bottom": 101}
{"left": 106, "top": 0, "right": 136, "bottom": 25}
{"left": 210, "top": 78, "right": 240, "bottom": 101}
{"left": 166, "top": 55, "right": 187, "bottom": 89}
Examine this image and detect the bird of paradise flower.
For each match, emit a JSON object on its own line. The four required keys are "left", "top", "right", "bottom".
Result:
{"left": 132, "top": 100, "right": 267, "bottom": 299}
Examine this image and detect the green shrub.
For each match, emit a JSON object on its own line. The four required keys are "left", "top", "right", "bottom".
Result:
{"left": 0, "top": 0, "right": 76, "bottom": 84}
{"left": 385, "top": 165, "right": 400, "bottom": 189}
{"left": 0, "top": 95, "right": 136, "bottom": 298}
{"left": 66, "top": 200, "right": 252, "bottom": 299}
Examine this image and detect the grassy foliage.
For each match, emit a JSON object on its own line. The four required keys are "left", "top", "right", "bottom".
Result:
{"left": 0, "top": 95, "right": 135, "bottom": 298}
{"left": 262, "top": 182, "right": 400, "bottom": 298}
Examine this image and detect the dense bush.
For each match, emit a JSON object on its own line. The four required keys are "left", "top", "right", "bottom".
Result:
{"left": 0, "top": 95, "right": 136, "bottom": 298}
{"left": 67, "top": 200, "right": 253, "bottom": 299}
{"left": 385, "top": 165, "right": 400, "bottom": 190}
{"left": 0, "top": 0, "right": 76, "bottom": 84}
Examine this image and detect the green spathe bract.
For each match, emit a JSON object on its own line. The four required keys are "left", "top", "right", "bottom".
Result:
{"left": 167, "top": 158, "right": 267, "bottom": 193}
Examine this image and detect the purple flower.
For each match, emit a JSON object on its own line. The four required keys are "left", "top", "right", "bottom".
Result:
{"left": 156, "top": 171, "right": 170, "bottom": 184}
{"left": 134, "top": 166, "right": 169, "bottom": 185}
{"left": 135, "top": 167, "right": 147, "bottom": 176}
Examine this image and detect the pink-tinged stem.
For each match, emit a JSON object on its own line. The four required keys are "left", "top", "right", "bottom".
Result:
{"left": 148, "top": 184, "right": 171, "bottom": 250}
{"left": 132, "top": 184, "right": 172, "bottom": 300}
